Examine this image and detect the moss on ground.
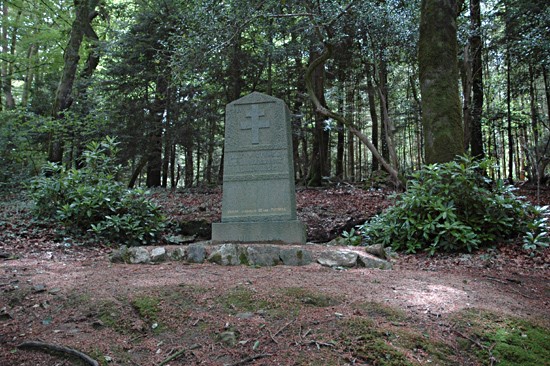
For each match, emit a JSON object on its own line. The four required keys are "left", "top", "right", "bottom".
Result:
{"left": 453, "top": 308, "right": 550, "bottom": 366}
{"left": 218, "top": 286, "right": 276, "bottom": 314}
{"left": 280, "top": 287, "right": 341, "bottom": 307}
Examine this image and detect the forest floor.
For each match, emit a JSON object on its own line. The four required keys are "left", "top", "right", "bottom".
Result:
{"left": 0, "top": 185, "right": 549, "bottom": 366}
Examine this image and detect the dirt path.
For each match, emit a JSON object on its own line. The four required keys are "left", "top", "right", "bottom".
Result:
{"left": 1, "top": 249, "right": 548, "bottom": 366}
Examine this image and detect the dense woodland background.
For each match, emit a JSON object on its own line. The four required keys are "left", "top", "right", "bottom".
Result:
{"left": 0, "top": 0, "right": 549, "bottom": 190}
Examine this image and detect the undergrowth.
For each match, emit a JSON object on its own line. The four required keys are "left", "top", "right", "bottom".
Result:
{"left": 361, "top": 156, "right": 549, "bottom": 254}
{"left": 28, "top": 137, "right": 165, "bottom": 246}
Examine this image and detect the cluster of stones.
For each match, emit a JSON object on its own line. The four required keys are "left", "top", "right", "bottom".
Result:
{"left": 109, "top": 243, "right": 392, "bottom": 270}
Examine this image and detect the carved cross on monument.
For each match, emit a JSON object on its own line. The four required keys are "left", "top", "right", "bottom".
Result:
{"left": 240, "top": 104, "right": 270, "bottom": 144}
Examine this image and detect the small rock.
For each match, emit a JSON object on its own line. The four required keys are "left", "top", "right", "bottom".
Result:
{"left": 280, "top": 248, "right": 312, "bottom": 266}
{"left": 186, "top": 244, "right": 207, "bottom": 263}
{"left": 246, "top": 246, "right": 281, "bottom": 266}
{"left": 357, "top": 253, "right": 392, "bottom": 270}
{"left": 219, "top": 331, "right": 238, "bottom": 347}
{"left": 110, "top": 245, "right": 128, "bottom": 263}
{"left": 169, "top": 247, "right": 186, "bottom": 261}
{"left": 32, "top": 284, "right": 47, "bottom": 293}
{"left": 208, "top": 244, "right": 240, "bottom": 266}
{"left": 150, "top": 247, "right": 167, "bottom": 263}
{"left": 236, "top": 312, "right": 254, "bottom": 319}
{"left": 317, "top": 250, "right": 358, "bottom": 268}
{"left": 364, "top": 244, "right": 387, "bottom": 259}
{"left": 128, "top": 247, "right": 150, "bottom": 264}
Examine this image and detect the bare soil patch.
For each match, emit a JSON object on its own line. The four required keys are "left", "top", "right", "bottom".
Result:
{"left": 1, "top": 186, "right": 549, "bottom": 365}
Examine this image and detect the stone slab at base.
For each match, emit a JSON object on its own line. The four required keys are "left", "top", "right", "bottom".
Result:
{"left": 211, "top": 220, "right": 306, "bottom": 244}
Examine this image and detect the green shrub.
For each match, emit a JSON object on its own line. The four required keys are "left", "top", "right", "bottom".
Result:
{"left": 29, "top": 137, "right": 165, "bottom": 245}
{"left": 360, "top": 156, "right": 548, "bottom": 254}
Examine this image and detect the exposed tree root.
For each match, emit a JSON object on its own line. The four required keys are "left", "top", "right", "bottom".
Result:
{"left": 17, "top": 340, "right": 100, "bottom": 366}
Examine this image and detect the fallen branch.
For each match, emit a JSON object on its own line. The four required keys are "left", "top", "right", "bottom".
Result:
{"left": 158, "top": 347, "right": 186, "bottom": 366}
{"left": 224, "top": 353, "right": 272, "bottom": 366}
{"left": 17, "top": 340, "right": 99, "bottom": 366}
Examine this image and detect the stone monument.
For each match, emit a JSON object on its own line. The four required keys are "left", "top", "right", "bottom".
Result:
{"left": 212, "top": 92, "right": 306, "bottom": 244}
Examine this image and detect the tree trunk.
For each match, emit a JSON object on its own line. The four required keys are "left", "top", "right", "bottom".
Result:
{"left": 469, "top": 0, "right": 484, "bottom": 159}
{"left": 506, "top": 46, "right": 513, "bottom": 182}
{"left": 418, "top": 0, "right": 464, "bottom": 164}
{"left": 461, "top": 44, "right": 472, "bottom": 151}
{"left": 146, "top": 76, "right": 167, "bottom": 188}
{"left": 305, "top": 44, "right": 403, "bottom": 189}
{"left": 366, "top": 63, "right": 379, "bottom": 171}
{"left": 49, "top": 0, "right": 99, "bottom": 164}
{"left": 21, "top": 44, "right": 38, "bottom": 107}
{"left": 1, "top": 4, "right": 19, "bottom": 109}
{"left": 307, "top": 48, "right": 330, "bottom": 187}
{"left": 378, "top": 57, "right": 390, "bottom": 162}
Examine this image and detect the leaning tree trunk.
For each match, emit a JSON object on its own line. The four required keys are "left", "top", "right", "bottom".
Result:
{"left": 418, "top": 0, "right": 464, "bottom": 164}
{"left": 305, "top": 43, "right": 404, "bottom": 189}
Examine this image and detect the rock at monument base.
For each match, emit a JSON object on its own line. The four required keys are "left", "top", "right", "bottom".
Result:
{"left": 150, "top": 247, "right": 167, "bottom": 263}
{"left": 357, "top": 253, "right": 393, "bottom": 270}
{"left": 246, "top": 245, "right": 282, "bottom": 266}
{"left": 364, "top": 244, "right": 387, "bottom": 259}
{"left": 128, "top": 247, "right": 150, "bottom": 264}
{"left": 186, "top": 243, "right": 206, "bottom": 263}
{"left": 207, "top": 244, "right": 243, "bottom": 266}
{"left": 168, "top": 247, "right": 186, "bottom": 261}
{"left": 317, "top": 250, "right": 358, "bottom": 268}
{"left": 280, "top": 247, "right": 312, "bottom": 266}
{"left": 211, "top": 220, "right": 306, "bottom": 245}
{"left": 110, "top": 245, "right": 128, "bottom": 263}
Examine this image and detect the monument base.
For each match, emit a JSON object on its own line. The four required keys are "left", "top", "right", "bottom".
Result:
{"left": 211, "top": 220, "right": 306, "bottom": 244}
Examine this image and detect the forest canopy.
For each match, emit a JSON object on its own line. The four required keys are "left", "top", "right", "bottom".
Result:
{"left": 0, "top": 0, "right": 549, "bottom": 189}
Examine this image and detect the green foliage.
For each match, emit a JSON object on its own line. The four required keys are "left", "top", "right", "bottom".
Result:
{"left": 341, "top": 228, "right": 362, "bottom": 246}
{"left": 361, "top": 156, "right": 545, "bottom": 254}
{"left": 29, "top": 137, "right": 165, "bottom": 245}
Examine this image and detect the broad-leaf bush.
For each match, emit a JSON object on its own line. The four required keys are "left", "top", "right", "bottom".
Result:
{"left": 360, "top": 156, "right": 548, "bottom": 254}
{"left": 29, "top": 137, "right": 165, "bottom": 245}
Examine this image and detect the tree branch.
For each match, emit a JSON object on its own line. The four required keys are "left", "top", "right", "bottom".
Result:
{"left": 304, "top": 42, "right": 404, "bottom": 189}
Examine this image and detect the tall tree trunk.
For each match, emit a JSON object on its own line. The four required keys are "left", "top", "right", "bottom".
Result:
{"left": 205, "top": 117, "right": 216, "bottom": 184}
{"left": 506, "top": 46, "right": 513, "bottom": 182}
{"left": 542, "top": 65, "right": 550, "bottom": 126}
{"left": 378, "top": 56, "right": 390, "bottom": 162}
{"left": 1, "top": 4, "right": 19, "bottom": 109}
{"left": 366, "top": 63, "right": 379, "bottom": 171}
{"left": 418, "top": 0, "right": 464, "bottom": 163}
{"left": 21, "top": 44, "right": 38, "bottom": 107}
{"left": 469, "top": 0, "right": 484, "bottom": 159}
{"left": 146, "top": 76, "right": 167, "bottom": 188}
{"left": 461, "top": 44, "right": 472, "bottom": 150}
{"left": 307, "top": 48, "right": 330, "bottom": 187}
{"left": 49, "top": 0, "right": 99, "bottom": 164}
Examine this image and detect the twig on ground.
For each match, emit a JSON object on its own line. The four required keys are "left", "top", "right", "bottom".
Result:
{"left": 507, "top": 287, "right": 536, "bottom": 299}
{"left": 158, "top": 347, "right": 186, "bottom": 366}
{"left": 224, "top": 353, "right": 272, "bottom": 366}
{"left": 17, "top": 340, "right": 100, "bottom": 366}
{"left": 304, "top": 340, "right": 335, "bottom": 349}
{"left": 267, "top": 328, "right": 279, "bottom": 344}
{"left": 452, "top": 329, "right": 489, "bottom": 350}
{"left": 274, "top": 318, "right": 296, "bottom": 337}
